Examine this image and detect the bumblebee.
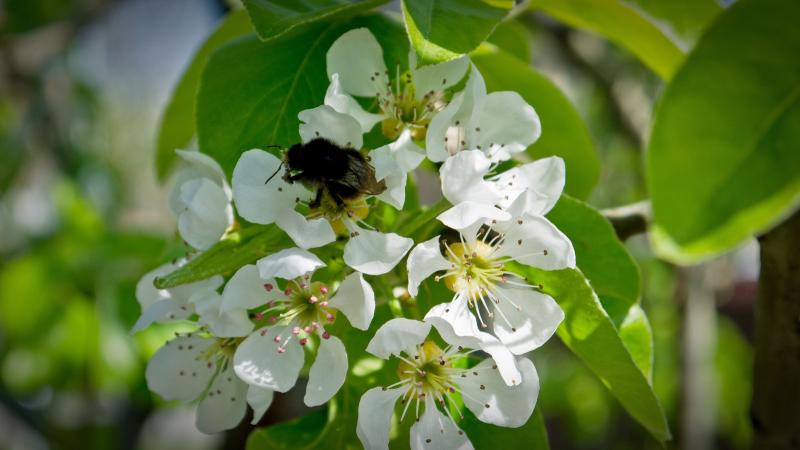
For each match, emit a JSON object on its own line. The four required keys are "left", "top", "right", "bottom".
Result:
{"left": 270, "top": 138, "right": 386, "bottom": 208}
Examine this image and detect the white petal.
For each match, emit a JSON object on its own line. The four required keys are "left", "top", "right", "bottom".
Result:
{"left": 412, "top": 56, "right": 470, "bottom": 100}
{"left": 195, "top": 365, "right": 249, "bottom": 434}
{"left": 410, "top": 405, "right": 473, "bottom": 450}
{"left": 305, "top": 336, "right": 348, "bottom": 406}
{"left": 437, "top": 202, "right": 510, "bottom": 233}
{"left": 372, "top": 130, "right": 425, "bottom": 179}
{"left": 132, "top": 299, "right": 193, "bottom": 333}
{"left": 177, "top": 178, "right": 231, "bottom": 250}
{"left": 221, "top": 265, "right": 280, "bottom": 313}
{"left": 425, "top": 96, "right": 461, "bottom": 162}
{"left": 492, "top": 286, "right": 564, "bottom": 355}
{"left": 440, "top": 150, "right": 504, "bottom": 206}
{"left": 466, "top": 91, "right": 540, "bottom": 162}
{"left": 135, "top": 263, "right": 175, "bottom": 310}
{"left": 366, "top": 318, "right": 431, "bottom": 359}
{"left": 145, "top": 335, "right": 217, "bottom": 402}
{"left": 326, "top": 28, "right": 388, "bottom": 97}
{"left": 458, "top": 357, "right": 539, "bottom": 428}
{"left": 191, "top": 290, "right": 254, "bottom": 338}
{"left": 247, "top": 385, "right": 275, "bottom": 425}
{"left": 175, "top": 149, "right": 227, "bottom": 187}
{"left": 256, "top": 247, "right": 325, "bottom": 280}
{"left": 298, "top": 104, "right": 363, "bottom": 150}
{"left": 233, "top": 326, "right": 304, "bottom": 392}
{"left": 275, "top": 209, "right": 336, "bottom": 249}
{"left": 376, "top": 170, "right": 407, "bottom": 210}
{"left": 232, "top": 149, "right": 310, "bottom": 224}
{"left": 343, "top": 223, "right": 413, "bottom": 275}
{"left": 495, "top": 157, "right": 565, "bottom": 215}
{"left": 406, "top": 236, "right": 451, "bottom": 297}
{"left": 502, "top": 188, "right": 547, "bottom": 220}
{"left": 494, "top": 215, "right": 576, "bottom": 269}
{"left": 328, "top": 272, "right": 375, "bottom": 330}
{"left": 425, "top": 297, "right": 521, "bottom": 386}
{"left": 325, "top": 73, "right": 384, "bottom": 132}
{"left": 357, "top": 387, "right": 405, "bottom": 450}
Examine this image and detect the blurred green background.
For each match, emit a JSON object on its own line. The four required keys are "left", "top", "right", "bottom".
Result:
{"left": 0, "top": 0, "right": 756, "bottom": 449}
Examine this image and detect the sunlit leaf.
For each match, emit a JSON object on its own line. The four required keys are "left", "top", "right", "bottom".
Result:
{"left": 154, "top": 225, "right": 290, "bottom": 289}
{"left": 523, "top": 267, "right": 670, "bottom": 441}
{"left": 647, "top": 0, "right": 800, "bottom": 263}
{"left": 401, "top": 0, "right": 512, "bottom": 63}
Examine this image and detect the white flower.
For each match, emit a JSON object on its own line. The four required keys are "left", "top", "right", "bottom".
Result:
{"left": 169, "top": 150, "right": 234, "bottom": 250}
{"left": 325, "top": 28, "right": 470, "bottom": 141}
{"left": 407, "top": 203, "right": 574, "bottom": 355}
{"left": 356, "top": 319, "right": 540, "bottom": 450}
{"left": 370, "top": 129, "right": 425, "bottom": 209}
{"left": 232, "top": 105, "right": 413, "bottom": 274}
{"left": 426, "top": 66, "right": 541, "bottom": 163}
{"left": 440, "top": 149, "right": 566, "bottom": 218}
{"left": 131, "top": 261, "right": 223, "bottom": 333}
{"left": 231, "top": 248, "right": 375, "bottom": 406}
{"left": 145, "top": 333, "right": 274, "bottom": 433}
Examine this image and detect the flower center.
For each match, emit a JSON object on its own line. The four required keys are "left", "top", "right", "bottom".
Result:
{"left": 256, "top": 279, "right": 336, "bottom": 351}
{"left": 439, "top": 239, "right": 505, "bottom": 305}
{"left": 376, "top": 67, "right": 447, "bottom": 141}
{"left": 387, "top": 341, "right": 499, "bottom": 424}
{"left": 308, "top": 194, "right": 370, "bottom": 236}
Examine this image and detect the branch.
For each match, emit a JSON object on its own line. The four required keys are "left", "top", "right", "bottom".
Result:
{"left": 602, "top": 201, "right": 651, "bottom": 241}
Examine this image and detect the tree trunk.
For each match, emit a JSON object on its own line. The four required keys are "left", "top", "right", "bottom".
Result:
{"left": 752, "top": 211, "right": 800, "bottom": 450}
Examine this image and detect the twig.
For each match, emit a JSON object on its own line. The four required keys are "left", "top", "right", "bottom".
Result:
{"left": 602, "top": 201, "right": 650, "bottom": 241}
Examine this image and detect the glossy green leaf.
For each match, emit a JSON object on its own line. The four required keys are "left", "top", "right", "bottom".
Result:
{"left": 523, "top": 267, "right": 669, "bottom": 441}
{"left": 627, "top": 0, "right": 722, "bottom": 46}
{"left": 529, "top": 0, "right": 684, "bottom": 80}
{"left": 155, "top": 10, "right": 252, "bottom": 179}
{"left": 487, "top": 19, "right": 531, "bottom": 63}
{"left": 243, "top": 0, "right": 389, "bottom": 41}
{"left": 197, "top": 15, "right": 407, "bottom": 175}
{"left": 246, "top": 407, "right": 329, "bottom": 449}
{"left": 461, "top": 408, "right": 549, "bottom": 449}
{"left": 472, "top": 47, "right": 600, "bottom": 199}
{"left": 619, "top": 304, "right": 654, "bottom": 381}
{"left": 547, "top": 195, "right": 640, "bottom": 311}
{"left": 154, "top": 226, "right": 290, "bottom": 289}
{"left": 401, "top": 0, "right": 512, "bottom": 63}
{"left": 647, "top": 0, "right": 800, "bottom": 263}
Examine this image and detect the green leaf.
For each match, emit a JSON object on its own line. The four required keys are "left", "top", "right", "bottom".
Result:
{"left": 619, "top": 304, "right": 654, "bottom": 381}
{"left": 647, "top": 0, "right": 800, "bottom": 264}
{"left": 471, "top": 46, "right": 600, "bottom": 199}
{"left": 547, "top": 195, "right": 640, "bottom": 311}
{"left": 246, "top": 407, "right": 329, "bottom": 450}
{"left": 401, "top": 0, "right": 512, "bottom": 63}
{"left": 154, "top": 226, "right": 289, "bottom": 289}
{"left": 461, "top": 407, "right": 549, "bottom": 449}
{"left": 626, "top": 0, "right": 722, "bottom": 46}
{"left": 155, "top": 10, "right": 253, "bottom": 179}
{"left": 243, "top": 0, "right": 389, "bottom": 41}
{"left": 524, "top": 267, "right": 669, "bottom": 441}
{"left": 197, "top": 15, "right": 407, "bottom": 175}
{"left": 487, "top": 19, "right": 531, "bottom": 63}
{"left": 529, "top": 0, "right": 684, "bottom": 80}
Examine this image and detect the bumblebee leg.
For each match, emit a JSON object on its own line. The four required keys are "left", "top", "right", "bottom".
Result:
{"left": 309, "top": 188, "right": 323, "bottom": 209}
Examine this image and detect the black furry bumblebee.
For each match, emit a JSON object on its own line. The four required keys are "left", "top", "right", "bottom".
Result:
{"left": 268, "top": 138, "right": 386, "bottom": 208}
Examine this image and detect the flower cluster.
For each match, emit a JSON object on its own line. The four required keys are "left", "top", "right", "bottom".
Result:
{"left": 134, "top": 29, "right": 575, "bottom": 446}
